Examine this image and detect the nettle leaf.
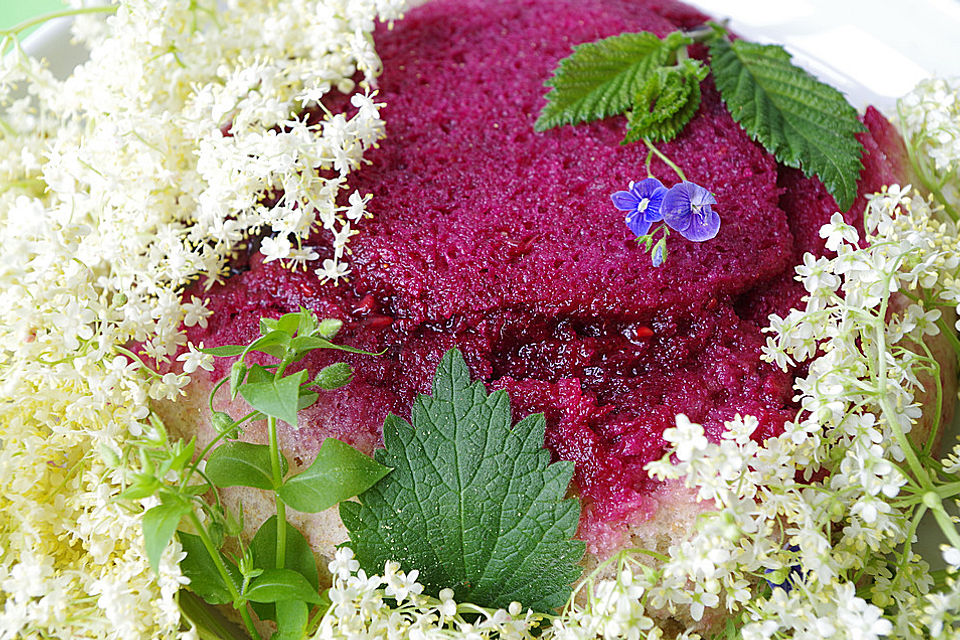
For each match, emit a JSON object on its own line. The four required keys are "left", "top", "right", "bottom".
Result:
{"left": 624, "top": 58, "right": 707, "bottom": 144}
{"left": 250, "top": 516, "right": 318, "bottom": 622}
{"left": 205, "top": 441, "right": 288, "bottom": 490}
{"left": 708, "top": 33, "right": 865, "bottom": 210}
{"left": 178, "top": 532, "right": 242, "bottom": 605}
{"left": 341, "top": 349, "right": 584, "bottom": 612}
{"left": 244, "top": 569, "right": 324, "bottom": 604}
{"left": 536, "top": 30, "right": 691, "bottom": 132}
{"left": 239, "top": 369, "right": 307, "bottom": 427}
{"left": 278, "top": 438, "right": 391, "bottom": 513}
{"left": 143, "top": 498, "right": 192, "bottom": 574}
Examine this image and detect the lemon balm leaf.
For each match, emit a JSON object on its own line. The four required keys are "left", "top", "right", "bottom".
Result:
{"left": 341, "top": 349, "right": 584, "bottom": 612}
{"left": 535, "top": 31, "right": 692, "bottom": 132}
{"left": 708, "top": 32, "right": 865, "bottom": 210}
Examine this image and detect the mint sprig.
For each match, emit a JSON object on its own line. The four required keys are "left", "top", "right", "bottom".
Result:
{"left": 708, "top": 32, "right": 865, "bottom": 210}
{"left": 341, "top": 349, "right": 585, "bottom": 612}
{"left": 536, "top": 24, "right": 866, "bottom": 210}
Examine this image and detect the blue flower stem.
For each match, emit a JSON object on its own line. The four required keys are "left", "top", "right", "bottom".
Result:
{"left": 644, "top": 139, "right": 687, "bottom": 182}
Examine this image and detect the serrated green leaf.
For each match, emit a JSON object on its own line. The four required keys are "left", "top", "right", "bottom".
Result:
{"left": 205, "top": 441, "right": 287, "bottom": 490}
{"left": 178, "top": 532, "right": 242, "bottom": 605}
{"left": 250, "top": 516, "right": 318, "bottom": 622}
{"left": 239, "top": 369, "right": 307, "bottom": 427}
{"left": 624, "top": 58, "right": 706, "bottom": 144}
{"left": 278, "top": 438, "right": 391, "bottom": 513}
{"left": 708, "top": 34, "right": 865, "bottom": 210}
{"left": 341, "top": 349, "right": 584, "bottom": 612}
{"left": 536, "top": 31, "right": 691, "bottom": 132}
{"left": 143, "top": 499, "right": 192, "bottom": 574}
{"left": 244, "top": 569, "right": 324, "bottom": 604}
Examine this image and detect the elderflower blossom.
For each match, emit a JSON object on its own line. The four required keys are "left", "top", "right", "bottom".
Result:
{"left": 640, "top": 186, "right": 960, "bottom": 638}
{"left": 0, "top": 0, "right": 403, "bottom": 638}
{"left": 898, "top": 78, "right": 960, "bottom": 219}
{"left": 316, "top": 548, "right": 543, "bottom": 640}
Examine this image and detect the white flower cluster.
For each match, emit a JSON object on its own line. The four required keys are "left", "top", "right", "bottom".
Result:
{"left": 0, "top": 0, "right": 402, "bottom": 638}
{"left": 316, "top": 548, "right": 543, "bottom": 640}
{"left": 642, "top": 186, "right": 960, "bottom": 638}
{"left": 898, "top": 77, "right": 960, "bottom": 220}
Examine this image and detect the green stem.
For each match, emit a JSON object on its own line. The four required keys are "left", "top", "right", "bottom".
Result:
{"left": 187, "top": 512, "right": 263, "bottom": 640}
{"left": 268, "top": 416, "right": 287, "bottom": 569}
{"left": 181, "top": 410, "right": 258, "bottom": 492}
{"left": 1, "top": 6, "right": 118, "bottom": 39}
{"left": 936, "top": 316, "right": 960, "bottom": 357}
{"left": 644, "top": 139, "right": 687, "bottom": 182}
{"left": 875, "top": 280, "right": 931, "bottom": 489}
{"left": 930, "top": 501, "right": 960, "bottom": 549}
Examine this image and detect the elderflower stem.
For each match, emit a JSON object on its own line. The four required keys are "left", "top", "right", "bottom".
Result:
{"left": 875, "top": 276, "right": 931, "bottom": 489}
{"left": 936, "top": 317, "right": 960, "bottom": 356}
{"left": 187, "top": 512, "right": 263, "bottom": 640}
{"left": 0, "top": 6, "right": 117, "bottom": 51}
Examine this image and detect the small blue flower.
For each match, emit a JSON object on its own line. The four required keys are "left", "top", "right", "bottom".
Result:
{"left": 611, "top": 177, "right": 666, "bottom": 237}
{"left": 661, "top": 181, "right": 720, "bottom": 242}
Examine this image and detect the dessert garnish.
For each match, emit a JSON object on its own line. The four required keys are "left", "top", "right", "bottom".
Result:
{"left": 612, "top": 177, "right": 720, "bottom": 266}
{"left": 127, "top": 309, "right": 390, "bottom": 640}
{"left": 342, "top": 349, "right": 585, "bottom": 613}
{"left": 537, "top": 24, "right": 865, "bottom": 211}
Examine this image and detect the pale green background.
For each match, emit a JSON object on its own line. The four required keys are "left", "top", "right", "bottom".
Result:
{"left": 1, "top": 1, "right": 68, "bottom": 33}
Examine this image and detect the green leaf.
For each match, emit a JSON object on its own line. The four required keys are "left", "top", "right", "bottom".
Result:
{"left": 244, "top": 330, "right": 291, "bottom": 359}
{"left": 341, "top": 349, "right": 584, "bottom": 612}
{"left": 274, "top": 600, "right": 309, "bottom": 640}
{"left": 624, "top": 58, "right": 707, "bottom": 144}
{"left": 535, "top": 31, "right": 691, "bottom": 132}
{"left": 244, "top": 569, "right": 324, "bottom": 604}
{"left": 239, "top": 369, "right": 307, "bottom": 427}
{"left": 178, "top": 532, "right": 242, "bottom": 605}
{"left": 205, "top": 441, "right": 288, "bottom": 490}
{"left": 250, "top": 516, "right": 319, "bottom": 622}
{"left": 708, "top": 33, "right": 865, "bottom": 210}
{"left": 289, "top": 335, "right": 378, "bottom": 357}
{"left": 143, "top": 499, "right": 191, "bottom": 574}
{"left": 202, "top": 344, "right": 246, "bottom": 357}
{"left": 278, "top": 438, "right": 391, "bottom": 513}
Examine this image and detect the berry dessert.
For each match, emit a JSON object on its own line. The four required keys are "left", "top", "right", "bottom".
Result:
{"left": 159, "top": 0, "right": 956, "bottom": 614}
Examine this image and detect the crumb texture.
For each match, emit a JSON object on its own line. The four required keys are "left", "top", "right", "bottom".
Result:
{"left": 182, "top": 0, "right": 908, "bottom": 552}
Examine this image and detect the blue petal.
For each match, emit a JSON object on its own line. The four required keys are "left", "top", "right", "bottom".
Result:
{"left": 661, "top": 182, "right": 696, "bottom": 232}
{"left": 680, "top": 203, "right": 720, "bottom": 242}
{"left": 630, "top": 177, "right": 666, "bottom": 200}
{"left": 643, "top": 187, "right": 666, "bottom": 223}
{"left": 625, "top": 212, "right": 653, "bottom": 237}
{"left": 611, "top": 190, "right": 640, "bottom": 212}
{"left": 662, "top": 182, "right": 720, "bottom": 242}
